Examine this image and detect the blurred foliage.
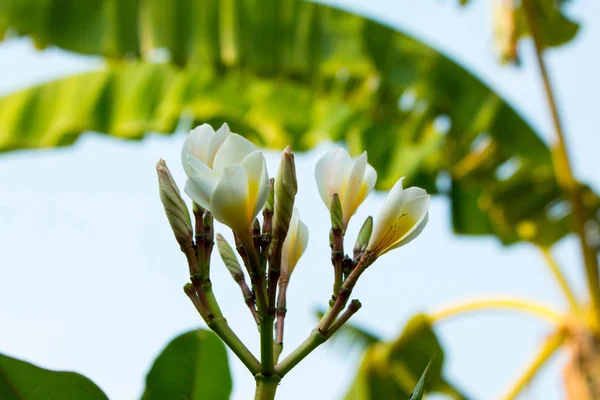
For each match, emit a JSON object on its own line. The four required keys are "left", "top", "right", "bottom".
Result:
{"left": 0, "top": 353, "right": 108, "bottom": 399}
{"left": 0, "top": 0, "right": 597, "bottom": 248}
{"left": 343, "top": 314, "right": 467, "bottom": 399}
{"left": 142, "top": 329, "right": 232, "bottom": 400}
{"left": 492, "top": 0, "right": 579, "bottom": 64}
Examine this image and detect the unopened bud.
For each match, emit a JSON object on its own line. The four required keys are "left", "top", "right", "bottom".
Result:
{"left": 216, "top": 234, "right": 245, "bottom": 282}
{"left": 264, "top": 178, "right": 275, "bottom": 215}
{"left": 274, "top": 146, "right": 297, "bottom": 239}
{"left": 353, "top": 216, "right": 373, "bottom": 260}
{"left": 330, "top": 193, "right": 343, "bottom": 233}
{"left": 156, "top": 160, "right": 193, "bottom": 250}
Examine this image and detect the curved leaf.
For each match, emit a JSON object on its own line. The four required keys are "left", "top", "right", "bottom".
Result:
{"left": 0, "top": 0, "right": 597, "bottom": 247}
{"left": 142, "top": 329, "right": 232, "bottom": 400}
{"left": 344, "top": 314, "right": 468, "bottom": 400}
{"left": 0, "top": 353, "right": 108, "bottom": 400}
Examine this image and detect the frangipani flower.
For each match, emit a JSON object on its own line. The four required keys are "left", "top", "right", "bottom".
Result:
{"left": 315, "top": 147, "right": 377, "bottom": 228}
{"left": 182, "top": 123, "right": 269, "bottom": 234}
{"left": 281, "top": 208, "right": 309, "bottom": 279}
{"left": 366, "top": 178, "right": 430, "bottom": 257}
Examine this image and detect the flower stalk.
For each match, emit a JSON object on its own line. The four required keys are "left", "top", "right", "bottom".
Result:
{"left": 159, "top": 126, "right": 431, "bottom": 399}
{"left": 522, "top": 0, "right": 600, "bottom": 329}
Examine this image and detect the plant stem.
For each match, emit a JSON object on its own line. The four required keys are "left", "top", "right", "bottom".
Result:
{"left": 319, "top": 252, "right": 374, "bottom": 331}
{"left": 254, "top": 374, "right": 281, "bottom": 400}
{"left": 522, "top": 0, "right": 600, "bottom": 328}
{"left": 500, "top": 328, "right": 566, "bottom": 400}
{"left": 208, "top": 317, "right": 261, "bottom": 375}
{"left": 185, "top": 287, "right": 261, "bottom": 374}
{"left": 260, "top": 313, "right": 275, "bottom": 375}
{"left": 275, "top": 329, "right": 328, "bottom": 377}
{"left": 539, "top": 246, "right": 580, "bottom": 314}
{"left": 274, "top": 278, "right": 289, "bottom": 362}
{"left": 326, "top": 299, "right": 362, "bottom": 338}
{"left": 331, "top": 228, "right": 344, "bottom": 303}
{"left": 429, "top": 297, "right": 563, "bottom": 324}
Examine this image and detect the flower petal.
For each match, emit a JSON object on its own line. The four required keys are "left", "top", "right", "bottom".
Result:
{"left": 240, "top": 151, "right": 270, "bottom": 222}
{"left": 181, "top": 124, "right": 215, "bottom": 175}
{"left": 281, "top": 208, "right": 309, "bottom": 276}
{"left": 210, "top": 164, "right": 251, "bottom": 233}
{"left": 367, "top": 177, "right": 405, "bottom": 252}
{"left": 184, "top": 177, "right": 215, "bottom": 211}
{"left": 377, "top": 194, "right": 430, "bottom": 255}
{"left": 314, "top": 147, "right": 352, "bottom": 208}
{"left": 206, "top": 123, "right": 231, "bottom": 168}
{"left": 212, "top": 134, "right": 257, "bottom": 176}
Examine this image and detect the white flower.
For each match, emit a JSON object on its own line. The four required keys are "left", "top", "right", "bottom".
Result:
{"left": 314, "top": 147, "right": 377, "bottom": 228}
{"left": 182, "top": 123, "right": 269, "bottom": 234}
{"left": 366, "top": 178, "right": 430, "bottom": 256}
{"left": 281, "top": 208, "right": 309, "bottom": 278}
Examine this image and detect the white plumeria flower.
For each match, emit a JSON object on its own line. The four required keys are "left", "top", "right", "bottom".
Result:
{"left": 182, "top": 123, "right": 269, "bottom": 234}
{"left": 366, "top": 178, "right": 430, "bottom": 257}
{"left": 315, "top": 147, "right": 377, "bottom": 228}
{"left": 281, "top": 208, "right": 309, "bottom": 278}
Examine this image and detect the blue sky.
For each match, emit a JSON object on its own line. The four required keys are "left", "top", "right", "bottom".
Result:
{"left": 1, "top": 1, "right": 599, "bottom": 399}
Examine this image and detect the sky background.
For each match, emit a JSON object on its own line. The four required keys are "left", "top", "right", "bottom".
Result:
{"left": 1, "top": 1, "right": 599, "bottom": 399}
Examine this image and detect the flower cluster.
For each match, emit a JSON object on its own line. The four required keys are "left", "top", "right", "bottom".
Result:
{"left": 156, "top": 122, "right": 430, "bottom": 393}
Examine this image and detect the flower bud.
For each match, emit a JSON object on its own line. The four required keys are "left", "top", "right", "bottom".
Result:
{"left": 281, "top": 208, "right": 309, "bottom": 279}
{"left": 216, "top": 234, "right": 245, "bottom": 282}
{"left": 274, "top": 146, "right": 298, "bottom": 239}
{"left": 330, "top": 193, "right": 343, "bottom": 233}
{"left": 353, "top": 216, "right": 373, "bottom": 260}
{"left": 264, "top": 178, "right": 275, "bottom": 216}
{"left": 156, "top": 159, "right": 193, "bottom": 251}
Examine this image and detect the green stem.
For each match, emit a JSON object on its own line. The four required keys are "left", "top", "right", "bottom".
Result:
{"left": 275, "top": 329, "right": 327, "bottom": 378}
{"left": 260, "top": 313, "right": 275, "bottom": 375}
{"left": 522, "top": 0, "right": 600, "bottom": 329}
{"left": 254, "top": 374, "right": 281, "bottom": 400}
{"left": 208, "top": 317, "right": 261, "bottom": 375}
{"left": 539, "top": 246, "right": 581, "bottom": 314}
{"left": 500, "top": 328, "right": 566, "bottom": 400}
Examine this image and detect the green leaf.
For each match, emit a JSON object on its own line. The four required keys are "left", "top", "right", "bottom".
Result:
{"left": 0, "top": 0, "right": 597, "bottom": 248}
{"left": 408, "top": 361, "right": 431, "bottom": 400}
{"left": 344, "top": 314, "right": 468, "bottom": 400}
{"left": 517, "top": 0, "right": 580, "bottom": 49}
{"left": 142, "top": 329, "right": 232, "bottom": 400}
{"left": 0, "top": 353, "right": 108, "bottom": 400}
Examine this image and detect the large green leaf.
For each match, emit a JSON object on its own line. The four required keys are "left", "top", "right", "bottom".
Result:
{"left": 0, "top": 353, "right": 108, "bottom": 400}
{"left": 344, "top": 314, "right": 467, "bottom": 400}
{"left": 142, "top": 329, "right": 232, "bottom": 400}
{"left": 0, "top": 0, "right": 597, "bottom": 247}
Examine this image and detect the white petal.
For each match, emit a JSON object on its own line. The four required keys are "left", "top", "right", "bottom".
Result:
{"left": 210, "top": 165, "right": 251, "bottom": 233}
{"left": 390, "top": 213, "right": 429, "bottom": 251}
{"left": 374, "top": 194, "right": 430, "bottom": 256}
{"left": 206, "top": 123, "right": 231, "bottom": 168}
{"left": 212, "top": 134, "right": 257, "bottom": 176}
{"left": 281, "top": 208, "right": 308, "bottom": 276}
{"left": 181, "top": 124, "right": 215, "bottom": 175}
{"left": 240, "top": 151, "right": 270, "bottom": 222}
{"left": 368, "top": 177, "right": 405, "bottom": 252}
{"left": 184, "top": 178, "right": 214, "bottom": 211}
{"left": 342, "top": 152, "right": 369, "bottom": 226}
{"left": 314, "top": 147, "right": 352, "bottom": 208}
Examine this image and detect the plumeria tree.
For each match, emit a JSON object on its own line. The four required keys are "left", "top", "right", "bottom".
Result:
{"left": 0, "top": 0, "right": 599, "bottom": 399}
{"left": 157, "top": 123, "right": 430, "bottom": 399}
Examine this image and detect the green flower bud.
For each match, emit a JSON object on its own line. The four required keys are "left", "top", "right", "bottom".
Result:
{"left": 330, "top": 193, "right": 343, "bottom": 233}
{"left": 264, "top": 178, "right": 275, "bottom": 216}
{"left": 156, "top": 159, "right": 193, "bottom": 251}
{"left": 274, "top": 146, "right": 298, "bottom": 239}
{"left": 353, "top": 216, "right": 373, "bottom": 260}
{"left": 216, "top": 234, "right": 244, "bottom": 282}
